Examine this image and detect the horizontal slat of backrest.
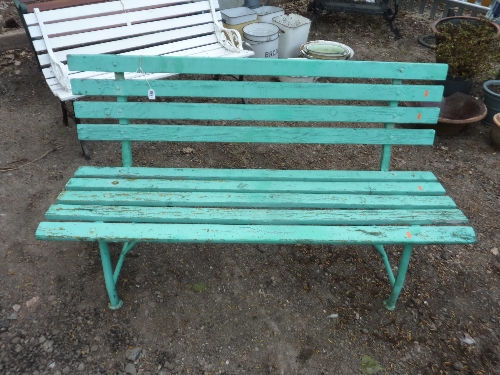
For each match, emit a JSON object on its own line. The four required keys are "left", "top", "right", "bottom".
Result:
{"left": 74, "top": 102, "right": 439, "bottom": 123}
{"left": 24, "top": 0, "right": 205, "bottom": 25}
{"left": 28, "top": 1, "right": 213, "bottom": 39}
{"left": 32, "top": 12, "right": 219, "bottom": 52}
{"left": 25, "top": 0, "right": 115, "bottom": 13}
{"left": 77, "top": 125, "right": 436, "bottom": 145}
{"left": 67, "top": 55, "right": 448, "bottom": 80}
{"left": 71, "top": 79, "right": 443, "bottom": 102}
{"left": 38, "top": 23, "right": 217, "bottom": 66}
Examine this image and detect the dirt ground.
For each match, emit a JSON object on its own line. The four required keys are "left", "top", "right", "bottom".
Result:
{"left": 1, "top": 3, "right": 500, "bottom": 375}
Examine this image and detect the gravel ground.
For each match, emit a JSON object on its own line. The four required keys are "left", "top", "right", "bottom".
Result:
{"left": 1, "top": 2, "right": 500, "bottom": 375}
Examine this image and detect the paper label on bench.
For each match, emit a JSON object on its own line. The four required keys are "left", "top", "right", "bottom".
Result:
{"left": 148, "top": 89, "right": 156, "bottom": 100}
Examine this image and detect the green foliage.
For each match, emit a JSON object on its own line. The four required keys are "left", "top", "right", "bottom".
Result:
{"left": 435, "top": 18, "right": 500, "bottom": 79}
{"left": 190, "top": 282, "right": 207, "bottom": 292}
{"left": 361, "top": 355, "right": 383, "bottom": 374}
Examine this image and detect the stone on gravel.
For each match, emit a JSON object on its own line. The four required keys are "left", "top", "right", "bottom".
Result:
{"left": 7, "top": 313, "right": 17, "bottom": 320}
{"left": 77, "top": 363, "right": 85, "bottom": 371}
{"left": 48, "top": 295, "right": 56, "bottom": 302}
{"left": 452, "top": 361, "right": 464, "bottom": 371}
{"left": 62, "top": 366, "right": 70, "bottom": 374}
{"left": 125, "top": 347, "right": 143, "bottom": 361}
{"left": 25, "top": 296, "right": 40, "bottom": 308}
{"left": 12, "top": 304, "right": 21, "bottom": 312}
{"left": 10, "top": 336, "right": 20, "bottom": 344}
{"left": 125, "top": 363, "right": 137, "bottom": 375}
{"left": 38, "top": 336, "right": 46, "bottom": 344}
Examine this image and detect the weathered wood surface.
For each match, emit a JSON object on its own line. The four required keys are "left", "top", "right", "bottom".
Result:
{"left": 71, "top": 79, "right": 444, "bottom": 102}
{"left": 56, "top": 190, "right": 457, "bottom": 209}
{"left": 74, "top": 167, "right": 439, "bottom": 182}
{"left": 37, "top": 222, "right": 476, "bottom": 244}
{"left": 66, "top": 178, "right": 445, "bottom": 195}
{"left": 67, "top": 55, "right": 449, "bottom": 80}
{"left": 77, "top": 125, "right": 437, "bottom": 144}
{"left": 46, "top": 205, "right": 468, "bottom": 225}
{"left": 74, "top": 102, "right": 438, "bottom": 124}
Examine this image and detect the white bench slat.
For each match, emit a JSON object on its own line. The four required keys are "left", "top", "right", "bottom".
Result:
{"left": 23, "top": 0, "right": 199, "bottom": 25}
{"left": 43, "top": 39, "right": 227, "bottom": 83}
{"left": 44, "top": 43, "right": 242, "bottom": 101}
{"left": 28, "top": 1, "right": 213, "bottom": 39}
{"left": 32, "top": 12, "right": 220, "bottom": 52}
{"left": 45, "top": 44, "right": 239, "bottom": 101}
{"left": 38, "top": 23, "right": 217, "bottom": 66}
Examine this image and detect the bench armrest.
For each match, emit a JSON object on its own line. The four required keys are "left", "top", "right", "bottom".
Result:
{"left": 214, "top": 22, "right": 247, "bottom": 53}
{"left": 207, "top": 0, "right": 247, "bottom": 53}
{"left": 34, "top": 8, "right": 72, "bottom": 92}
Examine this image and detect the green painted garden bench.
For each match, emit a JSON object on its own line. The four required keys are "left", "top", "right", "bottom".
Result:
{"left": 35, "top": 54, "right": 476, "bottom": 311}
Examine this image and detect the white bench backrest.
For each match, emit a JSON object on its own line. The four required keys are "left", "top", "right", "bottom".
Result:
{"left": 25, "top": 0, "right": 223, "bottom": 68}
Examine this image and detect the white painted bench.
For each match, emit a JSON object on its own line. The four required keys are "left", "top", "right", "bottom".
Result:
{"left": 20, "top": 0, "right": 253, "bottom": 118}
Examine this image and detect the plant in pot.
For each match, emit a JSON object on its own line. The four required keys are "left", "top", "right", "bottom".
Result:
{"left": 432, "top": 16, "right": 500, "bottom": 97}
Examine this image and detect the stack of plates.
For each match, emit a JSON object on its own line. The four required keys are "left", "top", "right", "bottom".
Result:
{"left": 300, "top": 40, "right": 354, "bottom": 60}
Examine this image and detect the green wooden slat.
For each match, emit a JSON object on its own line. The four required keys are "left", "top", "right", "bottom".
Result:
{"left": 66, "top": 178, "right": 446, "bottom": 195}
{"left": 74, "top": 102, "right": 440, "bottom": 124}
{"left": 74, "top": 167, "right": 438, "bottom": 182}
{"left": 56, "top": 191, "right": 457, "bottom": 209}
{"left": 67, "top": 55, "right": 449, "bottom": 80}
{"left": 46, "top": 205, "right": 469, "bottom": 225}
{"left": 36, "top": 222, "right": 476, "bottom": 244}
{"left": 77, "top": 125, "right": 436, "bottom": 145}
{"left": 71, "top": 79, "right": 444, "bottom": 102}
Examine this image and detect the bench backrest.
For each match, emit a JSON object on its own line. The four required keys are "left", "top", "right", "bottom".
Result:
{"left": 68, "top": 54, "right": 448, "bottom": 171}
{"left": 22, "top": 0, "right": 225, "bottom": 72}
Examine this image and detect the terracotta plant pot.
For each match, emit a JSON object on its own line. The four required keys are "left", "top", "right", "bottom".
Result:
{"left": 404, "top": 92, "right": 487, "bottom": 136}
{"left": 492, "top": 113, "right": 500, "bottom": 149}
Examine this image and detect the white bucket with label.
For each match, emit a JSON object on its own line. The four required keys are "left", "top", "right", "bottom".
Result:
{"left": 272, "top": 14, "right": 311, "bottom": 59}
{"left": 243, "top": 23, "right": 279, "bottom": 58}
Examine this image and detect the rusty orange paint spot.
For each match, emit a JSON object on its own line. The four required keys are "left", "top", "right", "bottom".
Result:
{"left": 418, "top": 185, "right": 423, "bottom": 190}
{"left": 406, "top": 231, "right": 412, "bottom": 239}
{"left": 417, "top": 113, "right": 422, "bottom": 120}
{"left": 424, "top": 89, "right": 429, "bottom": 97}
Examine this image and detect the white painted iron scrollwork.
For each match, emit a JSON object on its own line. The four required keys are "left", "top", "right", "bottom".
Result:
{"left": 208, "top": 0, "right": 245, "bottom": 53}
{"left": 34, "top": 8, "right": 72, "bottom": 92}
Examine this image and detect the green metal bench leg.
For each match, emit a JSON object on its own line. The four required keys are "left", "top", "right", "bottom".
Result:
{"left": 383, "top": 244, "right": 413, "bottom": 311}
{"left": 98, "top": 241, "right": 123, "bottom": 310}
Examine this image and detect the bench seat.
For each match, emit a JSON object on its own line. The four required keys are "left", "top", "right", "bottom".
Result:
{"left": 39, "top": 167, "right": 473, "bottom": 244}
